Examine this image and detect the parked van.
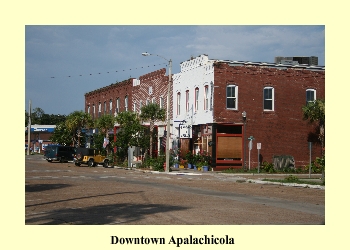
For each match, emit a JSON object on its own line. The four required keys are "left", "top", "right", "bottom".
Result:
{"left": 44, "top": 145, "right": 76, "bottom": 163}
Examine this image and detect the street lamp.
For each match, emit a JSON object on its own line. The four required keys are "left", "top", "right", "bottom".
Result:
{"left": 242, "top": 111, "right": 247, "bottom": 170}
{"left": 142, "top": 52, "right": 172, "bottom": 173}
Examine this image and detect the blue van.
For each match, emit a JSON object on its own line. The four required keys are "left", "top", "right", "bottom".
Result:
{"left": 44, "top": 145, "right": 76, "bottom": 163}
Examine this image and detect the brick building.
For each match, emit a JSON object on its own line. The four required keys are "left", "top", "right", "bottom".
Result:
{"left": 85, "top": 78, "right": 134, "bottom": 118}
{"left": 84, "top": 55, "right": 325, "bottom": 170}
{"left": 172, "top": 55, "right": 325, "bottom": 170}
{"left": 84, "top": 69, "right": 173, "bottom": 157}
{"left": 133, "top": 68, "right": 173, "bottom": 156}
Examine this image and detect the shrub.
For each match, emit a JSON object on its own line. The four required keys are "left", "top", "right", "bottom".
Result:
{"left": 261, "top": 161, "right": 275, "bottom": 173}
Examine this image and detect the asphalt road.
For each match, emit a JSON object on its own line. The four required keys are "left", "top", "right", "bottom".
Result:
{"left": 25, "top": 154, "right": 325, "bottom": 225}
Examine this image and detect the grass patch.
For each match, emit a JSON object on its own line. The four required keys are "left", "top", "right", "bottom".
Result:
{"left": 263, "top": 175, "right": 324, "bottom": 186}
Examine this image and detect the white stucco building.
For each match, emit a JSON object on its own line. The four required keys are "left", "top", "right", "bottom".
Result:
{"left": 172, "top": 54, "right": 215, "bottom": 155}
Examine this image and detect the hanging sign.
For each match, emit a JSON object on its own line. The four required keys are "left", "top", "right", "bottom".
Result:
{"left": 180, "top": 124, "right": 192, "bottom": 138}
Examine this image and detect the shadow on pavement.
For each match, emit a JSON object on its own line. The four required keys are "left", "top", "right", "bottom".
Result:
{"left": 25, "top": 202, "right": 189, "bottom": 225}
{"left": 25, "top": 183, "right": 72, "bottom": 192}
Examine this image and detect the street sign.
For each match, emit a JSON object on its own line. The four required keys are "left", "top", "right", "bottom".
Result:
{"left": 257, "top": 143, "right": 261, "bottom": 149}
{"left": 180, "top": 124, "right": 192, "bottom": 138}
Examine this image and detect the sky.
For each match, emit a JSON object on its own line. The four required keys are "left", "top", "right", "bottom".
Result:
{"left": 25, "top": 25, "right": 325, "bottom": 116}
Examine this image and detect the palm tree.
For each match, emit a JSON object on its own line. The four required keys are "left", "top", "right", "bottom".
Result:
{"left": 65, "top": 111, "right": 94, "bottom": 147}
{"left": 94, "top": 114, "right": 115, "bottom": 154}
{"left": 139, "top": 103, "right": 166, "bottom": 158}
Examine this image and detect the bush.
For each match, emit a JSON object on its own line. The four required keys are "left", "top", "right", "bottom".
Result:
{"left": 261, "top": 161, "right": 275, "bottom": 173}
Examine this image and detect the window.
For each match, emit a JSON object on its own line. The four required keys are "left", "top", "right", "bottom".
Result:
{"left": 104, "top": 101, "right": 107, "bottom": 114}
{"left": 109, "top": 99, "right": 112, "bottom": 114}
{"left": 263, "top": 87, "right": 274, "bottom": 111}
{"left": 306, "top": 89, "right": 316, "bottom": 103}
{"left": 140, "top": 101, "right": 143, "bottom": 113}
{"left": 226, "top": 85, "right": 238, "bottom": 109}
{"left": 160, "top": 97, "right": 164, "bottom": 109}
{"left": 204, "top": 85, "right": 209, "bottom": 110}
{"left": 116, "top": 98, "right": 120, "bottom": 113}
{"left": 87, "top": 105, "right": 90, "bottom": 114}
{"left": 93, "top": 104, "right": 95, "bottom": 118}
{"left": 195, "top": 87, "right": 199, "bottom": 111}
{"left": 186, "top": 90, "right": 189, "bottom": 113}
{"left": 177, "top": 92, "right": 181, "bottom": 115}
{"left": 125, "top": 95, "right": 128, "bottom": 111}
{"left": 98, "top": 102, "right": 101, "bottom": 117}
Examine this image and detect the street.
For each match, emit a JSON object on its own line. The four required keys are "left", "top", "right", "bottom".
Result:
{"left": 25, "top": 154, "right": 325, "bottom": 225}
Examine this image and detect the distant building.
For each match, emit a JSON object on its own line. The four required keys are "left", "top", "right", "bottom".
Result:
{"left": 274, "top": 56, "right": 319, "bottom": 66}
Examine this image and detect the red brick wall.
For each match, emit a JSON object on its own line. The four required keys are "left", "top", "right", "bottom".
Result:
{"left": 84, "top": 79, "right": 133, "bottom": 119}
{"left": 134, "top": 68, "right": 173, "bottom": 119}
{"left": 213, "top": 63, "right": 325, "bottom": 167}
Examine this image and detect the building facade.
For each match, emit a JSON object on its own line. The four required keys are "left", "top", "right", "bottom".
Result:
{"left": 84, "top": 54, "right": 325, "bottom": 170}
{"left": 133, "top": 68, "right": 173, "bottom": 156}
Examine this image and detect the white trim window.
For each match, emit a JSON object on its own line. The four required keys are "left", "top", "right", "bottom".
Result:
{"left": 177, "top": 92, "right": 181, "bottom": 115}
{"left": 125, "top": 95, "right": 128, "bottom": 111}
{"left": 109, "top": 99, "right": 112, "bottom": 114}
{"left": 204, "top": 85, "right": 209, "bottom": 110}
{"left": 116, "top": 98, "right": 120, "bottom": 113}
{"left": 159, "top": 97, "right": 164, "bottom": 109}
{"left": 186, "top": 90, "right": 189, "bottom": 113}
{"left": 306, "top": 89, "right": 316, "bottom": 103}
{"left": 263, "top": 87, "right": 274, "bottom": 111}
{"left": 226, "top": 85, "right": 238, "bottom": 109}
{"left": 195, "top": 87, "right": 199, "bottom": 111}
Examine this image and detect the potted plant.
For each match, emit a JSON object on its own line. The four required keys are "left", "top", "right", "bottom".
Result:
{"left": 185, "top": 151, "right": 194, "bottom": 169}
{"left": 173, "top": 158, "right": 179, "bottom": 168}
{"left": 180, "top": 159, "right": 187, "bottom": 169}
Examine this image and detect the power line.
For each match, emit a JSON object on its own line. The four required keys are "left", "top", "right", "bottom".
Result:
{"left": 49, "top": 62, "right": 166, "bottom": 79}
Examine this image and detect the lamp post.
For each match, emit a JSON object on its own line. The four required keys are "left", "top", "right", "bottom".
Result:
{"left": 242, "top": 111, "right": 247, "bottom": 170}
{"left": 142, "top": 52, "right": 172, "bottom": 173}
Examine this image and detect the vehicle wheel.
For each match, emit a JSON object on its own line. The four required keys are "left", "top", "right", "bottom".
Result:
{"left": 59, "top": 157, "right": 64, "bottom": 163}
{"left": 103, "top": 160, "right": 109, "bottom": 168}
{"left": 75, "top": 162, "right": 81, "bottom": 166}
{"left": 47, "top": 160, "right": 52, "bottom": 163}
{"left": 88, "top": 159, "right": 94, "bottom": 167}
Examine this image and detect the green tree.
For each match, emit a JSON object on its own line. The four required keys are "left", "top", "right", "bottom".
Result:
{"left": 94, "top": 114, "right": 115, "bottom": 154}
{"left": 65, "top": 111, "right": 94, "bottom": 147}
{"left": 302, "top": 99, "right": 325, "bottom": 156}
{"left": 139, "top": 103, "right": 166, "bottom": 158}
{"left": 115, "top": 111, "right": 148, "bottom": 161}
{"left": 49, "top": 122, "right": 72, "bottom": 145}
{"left": 31, "top": 107, "right": 45, "bottom": 124}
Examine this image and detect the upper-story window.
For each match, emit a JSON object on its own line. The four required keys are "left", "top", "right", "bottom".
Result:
{"left": 226, "top": 85, "right": 238, "bottom": 109}
{"left": 177, "top": 92, "right": 181, "bottom": 115}
{"left": 263, "top": 87, "right": 274, "bottom": 111}
{"left": 125, "top": 95, "right": 128, "bottom": 111}
{"left": 116, "top": 98, "right": 120, "bottom": 113}
{"left": 109, "top": 99, "right": 112, "bottom": 114}
{"left": 87, "top": 105, "right": 90, "bottom": 114}
{"left": 139, "top": 101, "right": 143, "bottom": 113}
{"left": 160, "top": 97, "right": 164, "bottom": 109}
{"left": 195, "top": 87, "right": 199, "bottom": 111}
{"left": 98, "top": 102, "right": 101, "bottom": 117}
{"left": 204, "top": 85, "right": 209, "bottom": 110}
{"left": 92, "top": 104, "right": 95, "bottom": 118}
{"left": 306, "top": 89, "right": 316, "bottom": 103}
{"left": 186, "top": 90, "right": 189, "bottom": 113}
